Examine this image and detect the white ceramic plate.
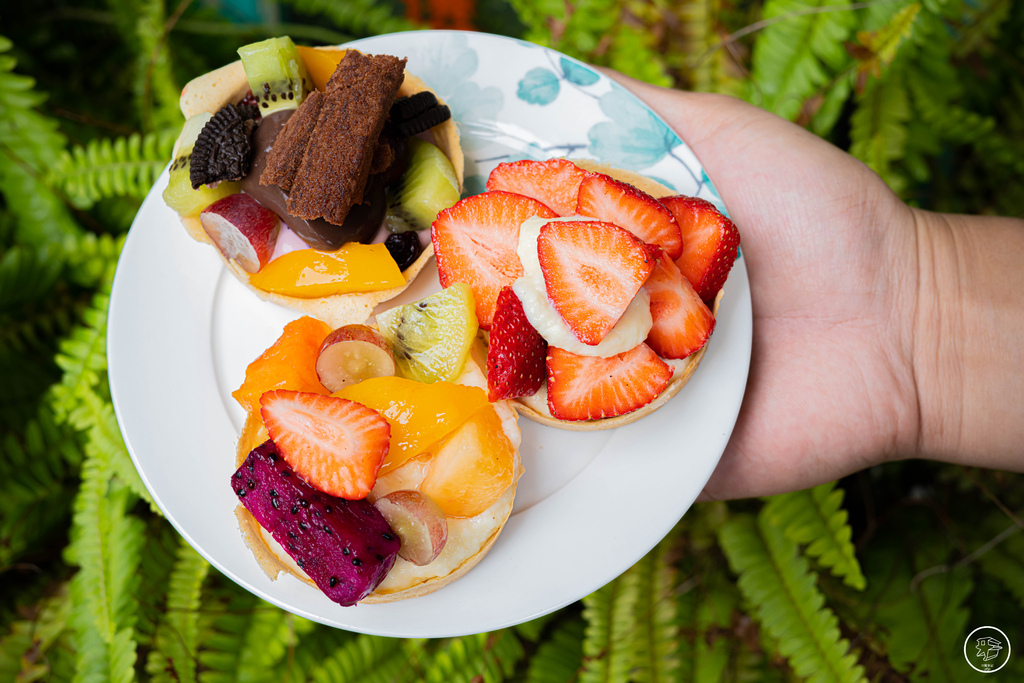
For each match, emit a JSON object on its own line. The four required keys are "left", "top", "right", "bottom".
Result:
{"left": 108, "top": 31, "right": 752, "bottom": 638}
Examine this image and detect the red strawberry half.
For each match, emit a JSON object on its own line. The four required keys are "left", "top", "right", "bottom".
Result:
{"left": 486, "top": 158, "right": 593, "bottom": 216}
{"left": 537, "top": 220, "right": 659, "bottom": 346}
{"left": 486, "top": 286, "right": 547, "bottom": 401}
{"left": 576, "top": 174, "right": 683, "bottom": 260}
{"left": 546, "top": 344, "right": 673, "bottom": 421}
{"left": 660, "top": 195, "right": 740, "bottom": 303}
{"left": 432, "top": 191, "right": 558, "bottom": 330}
{"left": 644, "top": 257, "right": 715, "bottom": 359}
{"left": 260, "top": 390, "right": 390, "bottom": 500}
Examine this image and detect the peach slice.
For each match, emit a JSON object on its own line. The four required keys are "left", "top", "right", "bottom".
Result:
{"left": 374, "top": 490, "right": 448, "bottom": 566}
{"left": 315, "top": 325, "right": 397, "bottom": 392}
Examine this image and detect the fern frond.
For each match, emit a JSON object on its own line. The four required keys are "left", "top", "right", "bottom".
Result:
{"left": 49, "top": 129, "right": 177, "bottom": 208}
{"left": 580, "top": 568, "right": 639, "bottom": 683}
{"left": 92, "top": 196, "right": 145, "bottom": 233}
{"left": 525, "top": 615, "right": 585, "bottom": 683}
{"left": 861, "top": 516, "right": 974, "bottom": 682}
{"left": 74, "top": 386, "right": 154, "bottom": 509}
{"left": 0, "top": 244, "right": 63, "bottom": 309}
{"left": 67, "top": 461, "right": 147, "bottom": 639}
{"left": 718, "top": 514, "right": 867, "bottom": 683}
{"left": 0, "top": 585, "right": 72, "bottom": 683}
{"left": 676, "top": 569, "right": 740, "bottom": 682}
{"left": 515, "top": 611, "right": 559, "bottom": 643}
{"left": 135, "top": 519, "right": 183, "bottom": 643}
{"left": 763, "top": 482, "right": 866, "bottom": 590}
{"left": 308, "top": 634, "right": 410, "bottom": 683}
{"left": 0, "top": 36, "right": 82, "bottom": 247}
{"left": 198, "top": 594, "right": 314, "bottom": 683}
{"left": 0, "top": 405, "right": 82, "bottom": 564}
{"left": 134, "top": 0, "right": 183, "bottom": 132}
{"left": 277, "top": 0, "right": 415, "bottom": 38}
{"left": 420, "top": 630, "right": 524, "bottom": 683}
{"left": 909, "top": 77, "right": 1024, "bottom": 177}
{"left": 66, "top": 447, "right": 146, "bottom": 683}
{"left": 849, "top": 66, "right": 911, "bottom": 193}
{"left": 61, "top": 232, "right": 123, "bottom": 289}
{"left": 628, "top": 533, "right": 681, "bottom": 682}
{"left": 50, "top": 290, "right": 110, "bottom": 423}
{"left": 145, "top": 538, "right": 210, "bottom": 683}
{"left": 750, "top": 0, "right": 857, "bottom": 120}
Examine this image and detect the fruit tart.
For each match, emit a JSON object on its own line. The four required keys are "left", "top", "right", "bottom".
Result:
{"left": 431, "top": 158, "right": 740, "bottom": 430}
{"left": 230, "top": 284, "right": 522, "bottom": 605}
{"left": 164, "top": 36, "right": 464, "bottom": 327}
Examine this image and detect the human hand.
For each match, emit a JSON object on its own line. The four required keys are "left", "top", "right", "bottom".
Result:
{"left": 606, "top": 73, "right": 926, "bottom": 500}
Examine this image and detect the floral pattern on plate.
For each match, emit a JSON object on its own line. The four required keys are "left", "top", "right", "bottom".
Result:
{"left": 347, "top": 31, "right": 724, "bottom": 211}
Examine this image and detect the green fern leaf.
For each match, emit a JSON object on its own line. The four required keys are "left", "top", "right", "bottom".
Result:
{"left": 421, "top": 630, "right": 524, "bottom": 683}
{"left": 525, "top": 615, "right": 585, "bottom": 683}
{"left": 763, "top": 482, "right": 867, "bottom": 590}
{"left": 134, "top": 0, "right": 183, "bottom": 132}
{"left": 676, "top": 570, "right": 740, "bottom": 683}
{"left": 858, "top": 513, "right": 973, "bottom": 682}
{"left": 580, "top": 568, "right": 640, "bottom": 683}
{"left": 309, "top": 634, "right": 412, "bottom": 683}
{"left": 61, "top": 232, "right": 123, "bottom": 289}
{"left": 0, "top": 585, "right": 72, "bottom": 683}
{"left": 0, "top": 244, "right": 63, "bottom": 310}
{"left": 750, "top": 0, "right": 857, "bottom": 120}
{"left": 277, "top": 0, "right": 415, "bottom": 39}
{"left": 628, "top": 534, "right": 681, "bottom": 682}
{"left": 68, "top": 466, "right": 147, "bottom": 639}
{"left": 135, "top": 519, "right": 184, "bottom": 643}
{"left": 75, "top": 387, "right": 154, "bottom": 509}
{"left": 49, "top": 129, "right": 177, "bottom": 208}
{"left": 198, "top": 593, "right": 314, "bottom": 683}
{"left": 0, "top": 36, "right": 82, "bottom": 247}
{"left": 146, "top": 538, "right": 210, "bottom": 683}
{"left": 0, "top": 405, "right": 82, "bottom": 564}
{"left": 718, "top": 514, "right": 867, "bottom": 683}
{"left": 515, "top": 611, "right": 559, "bottom": 643}
{"left": 66, "top": 449, "right": 146, "bottom": 683}
{"left": 849, "top": 66, "right": 911, "bottom": 193}
{"left": 50, "top": 290, "right": 110, "bottom": 423}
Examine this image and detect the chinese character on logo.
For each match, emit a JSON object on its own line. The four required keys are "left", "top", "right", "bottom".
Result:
{"left": 976, "top": 636, "right": 1003, "bottom": 662}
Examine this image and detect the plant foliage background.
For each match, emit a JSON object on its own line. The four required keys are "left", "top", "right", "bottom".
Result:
{"left": 1, "top": 0, "right": 1022, "bottom": 681}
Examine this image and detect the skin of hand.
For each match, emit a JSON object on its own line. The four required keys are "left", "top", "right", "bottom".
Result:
{"left": 604, "top": 72, "right": 1024, "bottom": 500}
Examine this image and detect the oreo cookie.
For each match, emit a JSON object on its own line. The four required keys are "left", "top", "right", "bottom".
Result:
{"left": 393, "top": 104, "right": 452, "bottom": 138}
{"left": 189, "top": 103, "right": 259, "bottom": 189}
{"left": 389, "top": 91, "right": 439, "bottom": 122}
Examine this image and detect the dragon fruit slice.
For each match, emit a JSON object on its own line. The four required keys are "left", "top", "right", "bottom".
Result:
{"left": 232, "top": 440, "right": 400, "bottom": 606}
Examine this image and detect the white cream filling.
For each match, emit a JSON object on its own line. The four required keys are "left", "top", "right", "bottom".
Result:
{"left": 513, "top": 215, "right": 652, "bottom": 358}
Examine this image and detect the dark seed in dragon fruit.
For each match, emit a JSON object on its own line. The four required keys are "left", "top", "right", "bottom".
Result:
{"left": 232, "top": 440, "right": 400, "bottom": 606}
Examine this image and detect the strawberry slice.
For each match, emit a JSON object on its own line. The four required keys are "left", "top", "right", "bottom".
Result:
{"left": 486, "top": 286, "right": 547, "bottom": 401}
{"left": 660, "top": 195, "right": 740, "bottom": 303}
{"left": 537, "top": 220, "right": 659, "bottom": 346}
{"left": 546, "top": 344, "right": 673, "bottom": 421}
{"left": 432, "top": 191, "right": 558, "bottom": 330}
{"left": 260, "top": 390, "right": 390, "bottom": 500}
{"left": 486, "top": 158, "right": 592, "bottom": 216}
{"left": 576, "top": 174, "right": 683, "bottom": 259}
{"left": 644, "top": 257, "right": 715, "bottom": 359}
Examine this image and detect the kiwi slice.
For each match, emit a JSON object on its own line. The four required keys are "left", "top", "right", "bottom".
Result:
{"left": 376, "top": 283, "right": 479, "bottom": 384}
{"left": 238, "top": 36, "right": 311, "bottom": 117}
{"left": 385, "top": 138, "right": 461, "bottom": 232}
{"left": 162, "top": 143, "right": 240, "bottom": 217}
